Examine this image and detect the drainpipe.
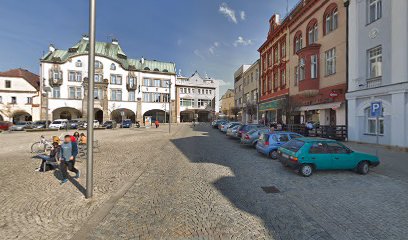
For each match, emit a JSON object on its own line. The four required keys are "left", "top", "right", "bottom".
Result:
{"left": 344, "top": 0, "right": 350, "bottom": 139}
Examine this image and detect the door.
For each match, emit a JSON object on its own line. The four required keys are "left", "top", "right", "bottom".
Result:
{"left": 330, "top": 109, "right": 336, "bottom": 126}
{"left": 307, "top": 142, "right": 332, "bottom": 170}
{"left": 327, "top": 142, "right": 355, "bottom": 169}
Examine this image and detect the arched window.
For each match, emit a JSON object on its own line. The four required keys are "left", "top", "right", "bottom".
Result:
{"left": 95, "top": 60, "right": 103, "bottom": 69}
{"left": 162, "top": 69, "right": 169, "bottom": 73}
{"left": 324, "top": 3, "right": 338, "bottom": 35}
{"left": 153, "top": 68, "right": 160, "bottom": 72}
{"left": 144, "top": 67, "right": 150, "bottom": 71}
{"left": 294, "top": 31, "right": 303, "bottom": 53}
{"left": 307, "top": 19, "right": 318, "bottom": 45}
{"left": 75, "top": 60, "right": 82, "bottom": 67}
{"left": 110, "top": 63, "right": 116, "bottom": 70}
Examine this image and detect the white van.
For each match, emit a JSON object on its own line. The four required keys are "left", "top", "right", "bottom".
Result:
{"left": 83, "top": 120, "right": 100, "bottom": 128}
{"left": 49, "top": 119, "right": 68, "bottom": 129}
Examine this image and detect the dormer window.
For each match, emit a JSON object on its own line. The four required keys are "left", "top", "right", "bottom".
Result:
{"left": 75, "top": 60, "right": 82, "bottom": 67}
{"left": 153, "top": 68, "right": 160, "bottom": 72}
{"left": 110, "top": 63, "right": 116, "bottom": 70}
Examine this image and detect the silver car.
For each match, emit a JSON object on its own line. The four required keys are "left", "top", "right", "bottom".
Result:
{"left": 10, "top": 122, "right": 33, "bottom": 131}
{"left": 240, "top": 128, "right": 270, "bottom": 147}
{"left": 221, "top": 122, "right": 240, "bottom": 133}
{"left": 226, "top": 124, "right": 241, "bottom": 137}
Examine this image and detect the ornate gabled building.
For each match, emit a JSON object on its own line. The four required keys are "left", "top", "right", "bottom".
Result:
{"left": 40, "top": 36, "right": 177, "bottom": 124}
{"left": 175, "top": 71, "right": 220, "bottom": 122}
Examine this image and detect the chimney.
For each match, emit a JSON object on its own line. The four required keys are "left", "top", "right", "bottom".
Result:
{"left": 112, "top": 38, "right": 119, "bottom": 45}
{"left": 140, "top": 57, "right": 145, "bottom": 64}
{"left": 49, "top": 44, "right": 55, "bottom": 52}
{"left": 275, "top": 14, "right": 280, "bottom": 24}
{"left": 82, "top": 34, "right": 89, "bottom": 41}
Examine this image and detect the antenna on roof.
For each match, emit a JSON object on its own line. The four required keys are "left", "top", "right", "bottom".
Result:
{"left": 286, "top": 0, "right": 289, "bottom": 15}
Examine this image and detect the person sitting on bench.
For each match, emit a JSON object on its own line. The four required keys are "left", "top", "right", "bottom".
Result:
{"left": 35, "top": 142, "right": 60, "bottom": 172}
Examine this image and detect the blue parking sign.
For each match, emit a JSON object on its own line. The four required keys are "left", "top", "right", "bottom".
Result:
{"left": 370, "top": 102, "right": 382, "bottom": 117}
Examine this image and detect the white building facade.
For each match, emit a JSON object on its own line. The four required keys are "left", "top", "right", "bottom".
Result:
{"left": 176, "top": 71, "right": 220, "bottom": 122}
{"left": 40, "top": 36, "right": 177, "bottom": 124}
{"left": 0, "top": 69, "right": 41, "bottom": 123}
{"left": 346, "top": 0, "right": 408, "bottom": 147}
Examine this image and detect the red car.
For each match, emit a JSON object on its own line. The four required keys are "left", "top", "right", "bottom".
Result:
{"left": 0, "top": 121, "right": 12, "bottom": 131}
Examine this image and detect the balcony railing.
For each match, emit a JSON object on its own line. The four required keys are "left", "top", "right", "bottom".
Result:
{"left": 356, "top": 77, "right": 382, "bottom": 90}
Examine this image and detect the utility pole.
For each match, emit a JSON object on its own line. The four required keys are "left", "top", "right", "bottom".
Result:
{"left": 168, "top": 81, "right": 171, "bottom": 133}
{"left": 86, "top": 0, "right": 96, "bottom": 199}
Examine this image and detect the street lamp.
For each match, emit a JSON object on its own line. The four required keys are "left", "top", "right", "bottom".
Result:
{"left": 166, "top": 80, "right": 172, "bottom": 133}
{"left": 86, "top": 0, "right": 96, "bottom": 199}
{"left": 43, "top": 86, "right": 51, "bottom": 128}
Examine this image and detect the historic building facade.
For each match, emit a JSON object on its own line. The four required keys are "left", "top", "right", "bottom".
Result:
{"left": 258, "top": 14, "right": 290, "bottom": 125}
{"left": 0, "top": 69, "right": 41, "bottom": 123}
{"left": 233, "top": 65, "right": 251, "bottom": 121}
{"left": 40, "top": 36, "right": 177, "bottom": 124}
{"left": 287, "top": 0, "right": 347, "bottom": 126}
{"left": 242, "top": 60, "right": 260, "bottom": 123}
{"left": 220, "top": 89, "right": 235, "bottom": 119}
{"left": 175, "top": 71, "right": 220, "bottom": 122}
{"left": 346, "top": 0, "right": 408, "bottom": 147}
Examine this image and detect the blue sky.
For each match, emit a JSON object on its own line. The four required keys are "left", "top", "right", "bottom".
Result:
{"left": 0, "top": 0, "right": 298, "bottom": 94}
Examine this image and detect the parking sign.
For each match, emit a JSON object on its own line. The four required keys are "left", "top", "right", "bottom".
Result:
{"left": 370, "top": 101, "right": 382, "bottom": 117}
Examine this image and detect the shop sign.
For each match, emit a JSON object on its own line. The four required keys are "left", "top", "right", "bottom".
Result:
{"left": 329, "top": 91, "right": 339, "bottom": 98}
{"left": 259, "top": 99, "right": 284, "bottom": 111}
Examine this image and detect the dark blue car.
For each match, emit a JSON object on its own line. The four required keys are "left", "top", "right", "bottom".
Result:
{"left": 121, "top": 119, "right": 133, "bottom": 128}
{"left": 256, "top": 132, "right": 303, "bottom": 159}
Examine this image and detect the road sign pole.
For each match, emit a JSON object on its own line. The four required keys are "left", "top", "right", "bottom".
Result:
{"left": 86, "top": 0, "right": 96, "bottom": 199}
{"left": 169, "top": 82, "right": 171, "bottom": 134}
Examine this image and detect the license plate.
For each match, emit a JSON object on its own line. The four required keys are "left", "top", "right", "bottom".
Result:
{"left": 282, "top": 153, "right": 289, "bottom": 158}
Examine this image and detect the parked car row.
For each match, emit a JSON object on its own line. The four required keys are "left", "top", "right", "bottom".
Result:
{"left": 212, "top": 120, "right": 381, "bottom": 177}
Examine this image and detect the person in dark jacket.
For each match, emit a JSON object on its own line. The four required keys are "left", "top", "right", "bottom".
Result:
{"left": 59, "top": 135, "right": 80, "bottom": 184}
{"left": 35, "top": 142, "right": 60, "bottom": 172}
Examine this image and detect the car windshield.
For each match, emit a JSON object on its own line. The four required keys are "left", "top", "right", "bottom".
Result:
{"left": 105, "top": 121, "right": 112, "bottom": 124}
{"left": 281, "top": 139, "right": 305, "bottom": 152}
{"left": 16, "top": 122, "right": 26, "bottom": 125}
{"left": 52, "top": 121, "right": 61, "bottom": 124}
{"left": 247, "top": 129, "right": 257, "bottom": 134}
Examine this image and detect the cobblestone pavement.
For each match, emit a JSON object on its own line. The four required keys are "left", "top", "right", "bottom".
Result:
{"left": 1, "top": 124, "right": 408, "bottom": 239}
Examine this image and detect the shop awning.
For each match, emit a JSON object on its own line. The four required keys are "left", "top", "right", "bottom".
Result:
{"left": 297, "top": 102, "right": 342, "bottom": 111}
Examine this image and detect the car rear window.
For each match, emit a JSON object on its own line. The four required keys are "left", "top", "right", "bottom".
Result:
{"left": 282, "top": 139, "right": 305, "bottom": 152}
{"left": 53, "top": 121, "right": 61, "bottom": 124}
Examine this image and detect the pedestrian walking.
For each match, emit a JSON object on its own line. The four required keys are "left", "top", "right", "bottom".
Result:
{"left": 59, "top": 135, "right": 80, "bottom": 184}
{"left": 73, "top": 131, "right": 80, "bottom": 142}
{"left": 155, "top": 120, "right": 160, "bottom": 128}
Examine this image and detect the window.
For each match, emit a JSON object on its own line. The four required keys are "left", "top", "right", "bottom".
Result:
{"left": 294, "top": 66, "right": 299, "bottom": 86}
{"left": 11, "top": 96, "right": 17, "bottom": 104}
{"left": 262, "top": 77, "right": 267, "bottom": 93}
{"left": 110, "top": 74, "right": 122, "bottom": 85}
{"left": 180, "top": 98, "right": 192, "bottom": 107}
{"left": 367, "top": 46, "right": 382, "bottom": 79}
{"left": 325, "top": 8, "right": 338, "bottom": 35}
{"left": 111, "top": 89, "right": 122, "bottom": 101}
{"left": 281, "top": 69, "right": 286, "bottom": 86}
{"left": 0, "top": 96, "right": 2, "bottom": 103}
{"left": 309, "top": 143, "right": 329, "bottom": 154}
{"left": 267, "top": 75, "right": 272, "bottom": 91}
{"left": 268, "top": 51, "right": 272, "bottom": 66}
{"left": 311, "top": 55, "right": 318, "bottom": 79}
{"left": 153, "top": 79, "right": 161, "bottom": 87}
{"left": 5, "top": 80, "right": 11, "bottom": 88}
{"left": 274, "top": 47, "right": 279, "bottom": 63}
{"left": 273, "top": 134, "right": 289, "bottom": 142}
{"left": 366, "top": 107, "right": 384, "bottom": 134}
{"left": 299, "top": 58, "right": 306, "bottom": 80}
{"left": 53, "top": 87, "right": 60, "bottom": 98}
{"left": 51, "top": 70, "right": 62, "bottom": 80}
{"left": 295, "top": 34, "right": 303, "bottom": 52}
{"left": 68, "top": 71, "right": 81, "bottom": 82}
{"left": 368, "top": 0, "right": 382, "bottom": 24}
{"left": 94, "top": 88, "right": 103, "bottom": 100}
{"left": 198, "top": 99, "right": 211, "bottom": 107}
{"left": 75, "top": 60, "right": 82, "bottom": 67}
{"left": 325, "top": 48, "right": 336, "bottom": 75}
{"left": 273, "top": 72, "right": 278, "bottom": 89}
{"left": 327, "top": 142, "right": 349, "bottom": 154}
{"left": 110, "top": 63, "right": 116, "bottom": 70}
{"left": 95, "top": 61, "right": 103, "bottom": 69}
{"left": 128, "top": 91, "right": 135, "bottom": 101}
{"left": 308, "top": 23, "right": 318, "bottom": 45}
{"left": 68, "top": 86, "right": 82, "bottom": 99}
{"left": 281, "top": 42, "right": 286, "bottom": 58}
{"left": 128, "top": 76, "right": 136, "bottom": 87}
{"left": 143, "top": 78, "right": 151, "bottom": 86}
{"left": 94, "top": 74, "right": 103, "bottom": 83}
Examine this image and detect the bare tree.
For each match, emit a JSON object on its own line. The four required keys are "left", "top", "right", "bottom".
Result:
{"left": 245, "top": 102, "right": 257, "bottom": 123}
{"left": 230, "top": 106, "right": 241, "bottom": 121}
{"left": 278, "top": 97, "right": 301, "bottom": 125}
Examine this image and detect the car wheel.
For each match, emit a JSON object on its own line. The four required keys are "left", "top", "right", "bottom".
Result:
{"left": 357, "top": 161, "right": 369, "bottom": 175}
{"left": 269, "top": 150, "right": 278, "bottom": 160}
{"left": 299, "top": 164, "right": 313, "bottom": 177}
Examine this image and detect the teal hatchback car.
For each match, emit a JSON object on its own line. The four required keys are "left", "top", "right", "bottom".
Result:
{"left": 278, "top": 138, "right": 380, "bottom": 177}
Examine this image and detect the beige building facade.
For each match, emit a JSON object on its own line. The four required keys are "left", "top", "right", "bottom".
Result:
{"left": 242, "top": 60, "right": 260, "bottom": 123}
{"left": 220, "top": 89, "right": 235, "bottom": 119}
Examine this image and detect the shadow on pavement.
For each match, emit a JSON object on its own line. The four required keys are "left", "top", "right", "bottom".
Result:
{"left": 171, "top": 123, "right": 333, "bottom": 239}
{"left": 53, "top": 168, "right": 86, "bottom": 196}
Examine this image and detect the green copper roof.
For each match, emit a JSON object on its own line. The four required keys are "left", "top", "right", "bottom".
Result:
{"left": 41, "top": 38, "right": 176, "bottom": 74}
